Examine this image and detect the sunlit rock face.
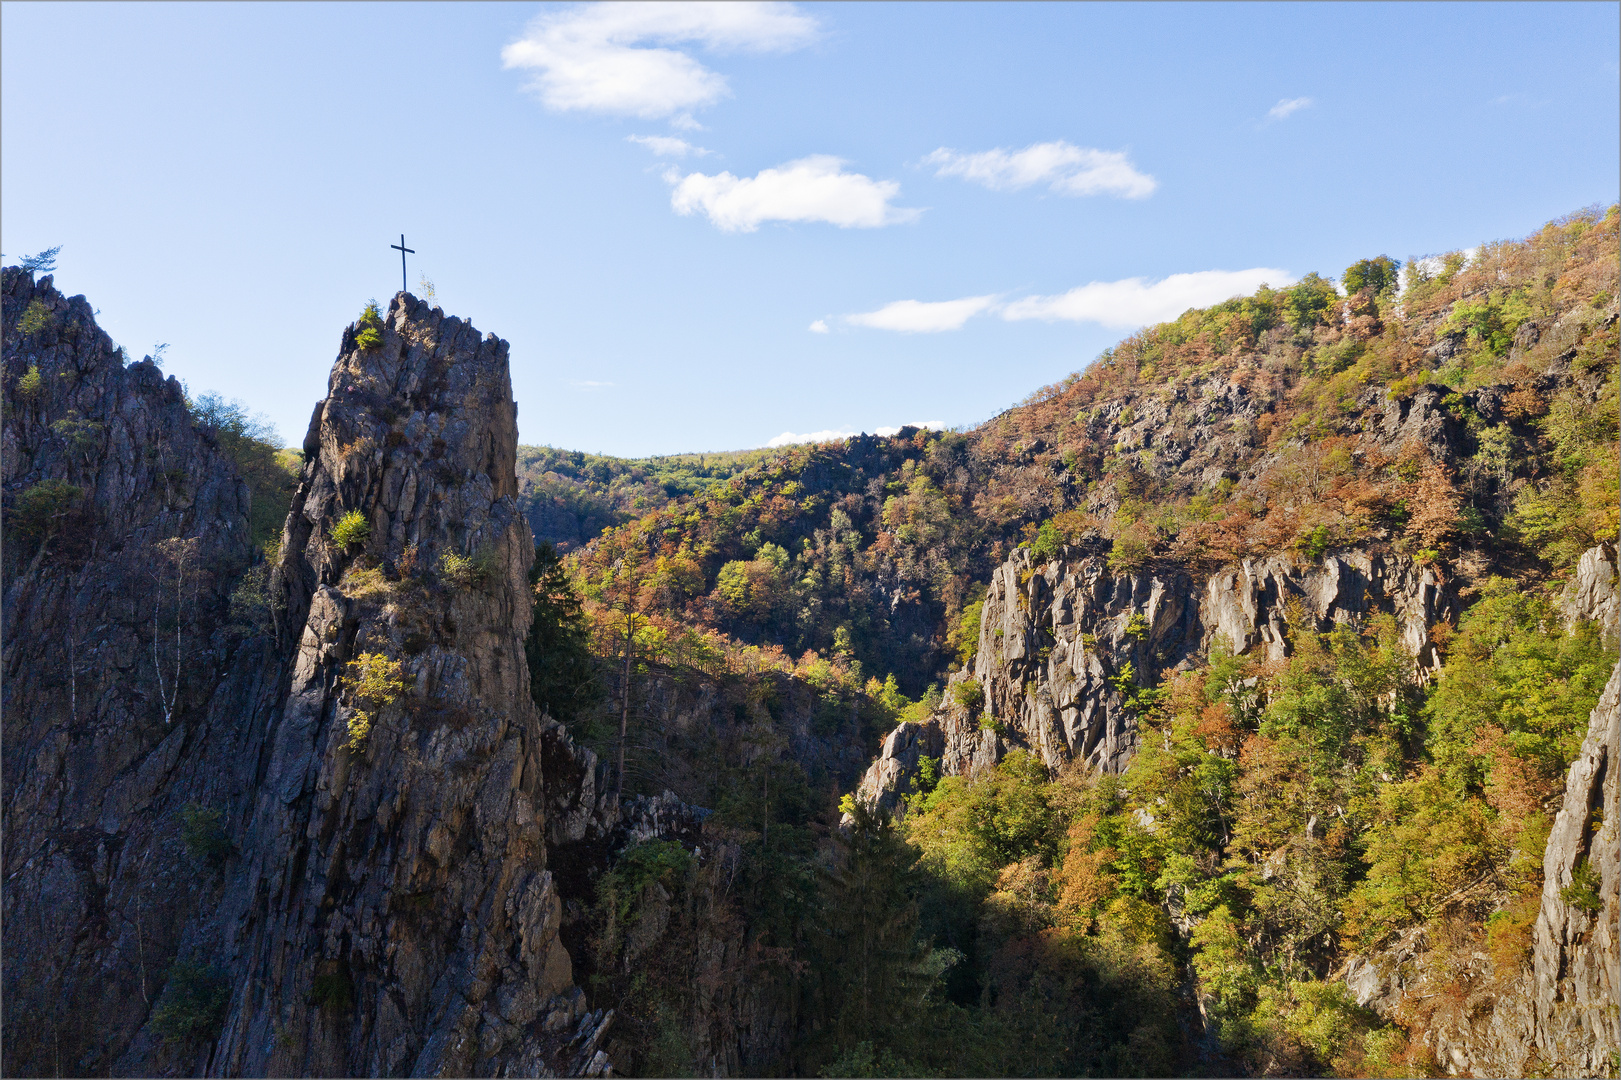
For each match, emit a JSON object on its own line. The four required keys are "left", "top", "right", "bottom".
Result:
{"left": 856, "top": 541, "right": 1450, "bottom": 817}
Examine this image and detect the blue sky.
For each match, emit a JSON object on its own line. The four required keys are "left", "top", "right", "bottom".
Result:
{"left": 3, "top": 2, "right": 1617, "bottom": 456}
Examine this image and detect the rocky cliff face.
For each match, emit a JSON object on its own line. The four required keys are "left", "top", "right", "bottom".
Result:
{"left": 2, "top": 276, "right": 627, "bottom": 1077}
{"left": 856, "top": 542, "right": 1450, "bottom": 814}
{"left": 3, "top": 267, "right": 267, "bottom": 1075}
{"left": 204, "top": 292, "right": 608, "bottom": 1077}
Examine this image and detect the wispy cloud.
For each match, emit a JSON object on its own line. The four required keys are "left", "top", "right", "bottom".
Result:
{"left": 842, "top": 269, "right": 1295, "bottom": 335}
{"left": 667, "top": 155, "right": 921, "bottom": 232}
{"left": 847, "top": 295, "right": 999, "bottom": 333}
{"left": 628, "top": 134, "right": 711, "bottom": 157}
{"left": 925, "top": 141, "right": 1156, "bottom": 199}
{"left": 1267, "top": 96, "right": 1313, "bottom": 121}
{"left": 1000, "top": 269, "right": 1295, "bottom": 330}
{"left": 808, "top": 319, "right": 829, "bottom": 333}
{"left": 571, "top": 379, "right": 615, "bottom": 390}
{"left": 501, "top": 1, "right": 817, "bottom": 121}
{"left": 766, "top": 420, "right": 945, "bottom": 448}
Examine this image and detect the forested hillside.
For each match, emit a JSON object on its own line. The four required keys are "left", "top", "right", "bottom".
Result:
{"left": 534, "top": 205, "right": 1618, "bottom": 1076}
{"left": 556, "top": 206, "right": 1616, "bottom": 697}
{"left": 517, "top": 445, "right": 777, "bottom": 552}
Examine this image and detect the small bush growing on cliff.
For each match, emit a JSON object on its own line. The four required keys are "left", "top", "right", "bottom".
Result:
{"left": 151, "top": 958, "right": 230, "bottom": 1043}
{"left": 341, "top": 652, "right": 408, "bottom": 751}
{"left": 17, "top": 299, "right": 52, "bottom": 337}
{"left": 8, "top": 478, "right": 82, "bottom": 541}
{"left": 354, "top": 299, "right": 384, "bottom": 350}
{"left": 439, "top": 547, "right": 497, "bottom": 589}
{"left": 951, "top": 677, "right": 984, "bottom": 714}
{"left": 179, "top": 803, "right": 231, "bottom": 867}
{"left": 1560, "top": 858, "right": 1603, "bottom": 914}
{"left": 15, "top": 362, "right": 43, "bottom": 399}
{"left": 948, "top": 599, "right": 984, "bottom": 665}
{"left": 330, "top": 509, "right": 371, "bottom": 550}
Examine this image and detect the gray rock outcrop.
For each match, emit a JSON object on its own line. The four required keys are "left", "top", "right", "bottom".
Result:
{"left": 856, "top": 543, "right": 1450, "bottom": 815}
{"left": 1529, "top": 659, "right": 1619, "bottom": 1074}
{"left": 2, "top": 275, "right": 625, "bottom": 1076}
{"left": 3, "top": 267, "right": 265, "bottom": 1076}
{"left": 1561, "top": 541, "right": 1620, "bottom": 642}
{"left": 204, "top": 292, "right": 598, "bottom": 1076}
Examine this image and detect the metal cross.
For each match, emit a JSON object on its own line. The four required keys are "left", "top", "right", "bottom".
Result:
{"left": 390, "top": 234, "right": 415, "bottom": 295}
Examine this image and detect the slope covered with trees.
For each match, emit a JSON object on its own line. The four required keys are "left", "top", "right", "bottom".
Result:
{"left": 532, "top": 205, "right": 1618, "bottom": 1076}
{"left": 558, "top": 205, "right": 1616, "bottom": 704}
{"left": 517, "top": 445, "right": 779, "bottom": 553}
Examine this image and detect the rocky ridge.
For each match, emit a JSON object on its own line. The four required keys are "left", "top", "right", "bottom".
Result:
{"left": 3, "top": 267, "right": 266, "bottom": 1075}
{"left": 206, "top": 292, "right": 606, "bottom": 1077}
{"left": 856, "top": 542, "right": 1450, "bottom": 814}
{"left": 1, "top": 275, "right": 652, "bottom": 1076}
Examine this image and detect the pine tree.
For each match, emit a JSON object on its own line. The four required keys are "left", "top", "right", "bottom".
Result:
{"left": 526, "top": 542, "right": 599, "bottom": 725}
{"left": 806, "top": 803, "right": 933, "bottom": 1065}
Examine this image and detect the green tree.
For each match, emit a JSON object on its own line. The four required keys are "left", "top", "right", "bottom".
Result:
{"left": 354, "top": 299, "right": 384, "bottom": 350}
{"left": 1341, "top": 256, "right": 1401, "bottom": 296}
{"left": 807, "top": 803, "right": 934, "bottom": 1069}
{"left": 526, "top": 542, "right": 599, "bottom": 723}
{"left": 15, "top": 246, "right": 61, "bottom": 274}
{"left": 1283, "top": 272, "right": 1339, "bottom": 331}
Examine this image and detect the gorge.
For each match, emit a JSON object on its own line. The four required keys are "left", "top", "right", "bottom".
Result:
{"left": 3, "top": 204, "right": 1619, "bottom": 1078}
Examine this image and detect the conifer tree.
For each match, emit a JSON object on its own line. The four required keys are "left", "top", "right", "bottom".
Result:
{"left": 807, "top": 803, "right": 933, "bottom": 1065}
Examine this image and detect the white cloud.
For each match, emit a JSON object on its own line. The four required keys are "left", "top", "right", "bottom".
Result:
{"left": 1000, "top": 269, "right": 1296, "bottom": 330}
{"left": 767, "top": 428, "right": 856, "bottom": 447}
{"left": 501, "top": 1, "right": 817, "bottom": 120}
{"left": 766, "top": 420, "right": 946, "bottom": 448}
{"left": 571, "top": 379, "right": 615, "bottom": 390}
{"left": 1267, "top": 96, "right": 1313, "bottom": 120}
{"left": 808, "top": 319, "right": 829, "bottom": 333}
{"left": 925, "top": 141, "right": 1156, "bottom": 199}
{"left": 628, "top": 134, "right": 710, "bottom": 157}
{"left": 847, "top": 295, "right": 999, "bottom": 333}
{"left": 668, "top": 155, "right": 921, "bottom": 232}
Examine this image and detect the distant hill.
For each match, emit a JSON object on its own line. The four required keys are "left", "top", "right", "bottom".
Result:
{"left": 515, "top": 444, "right": 778, "bottom": 552}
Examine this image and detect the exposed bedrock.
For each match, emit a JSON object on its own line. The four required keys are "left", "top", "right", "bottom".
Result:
{"left": 857, "top": 543, "right": 1452, "bottom": 816}
{"left": 3, "top": 267, "right": 265, "bottom": 1076}
{"left": 204, "top": 293, "right": 612, "bottom": 1077}
{"left": 2, "top": 277, "right": 629, "bottom": 1077}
